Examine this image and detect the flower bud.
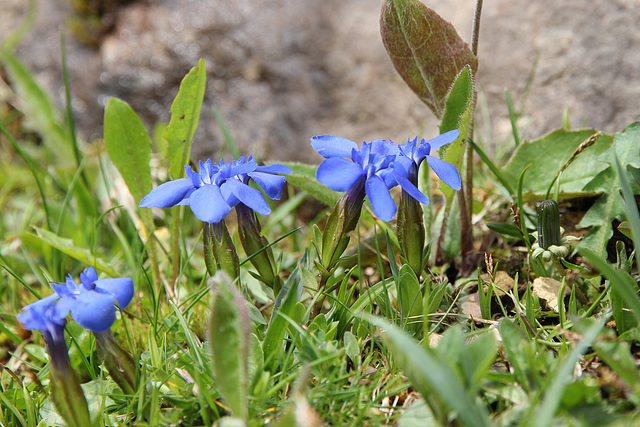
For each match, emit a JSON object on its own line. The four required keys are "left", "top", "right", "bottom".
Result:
{"left": 236, "top": 203, "right": 282, "bottom": 294}
{"left": 94, "top": 330, "right": 137, "bottom": 395}
{"left": 397, "top": 163, "right": 426, "bottom": 276}
{"left": 537, "top": 199, "right": 562, "bottom": 250}
{"left": 204, "top": 221, "right": 240, "bottom": 280}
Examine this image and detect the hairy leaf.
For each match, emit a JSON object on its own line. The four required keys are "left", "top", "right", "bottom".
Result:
{"left": 381, "top": 0, "right": 477, "bottom": 117}
{"left": 165, "top": 59, "right": 206, "bottom": 179}
{"left": 104, "top": 97, "right": 153, "bottom": 205}
{"left": 439, "top": 65, "right": 474, "bottom": 201}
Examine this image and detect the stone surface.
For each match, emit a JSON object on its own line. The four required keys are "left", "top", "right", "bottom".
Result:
{"left": 2, "top": 0, "right": 639, "bottom": 164}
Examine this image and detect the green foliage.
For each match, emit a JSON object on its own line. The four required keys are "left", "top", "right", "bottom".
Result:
{"left": 3, "top": 6, "right": 640, "bottom": 424}
{"left": 370, "top": 316, "right": 493, "bottom": 426}
{"left": 165, "top": 59, "right": 206, "bottom": 179}
{"left": 103, "top": 97, "right": 153, "bottom": 206}
{"left": 380, "top": 0, "right": 477, "bottom": 117}
{"left": 439, "top": 66, "right": 474, "bottom": 201}
{"left": 578, "top": 123, "right": 640, "bottom": 257}
{"left": 209, "top": 274, "right": 250, "bottom": 421}
{"left": 502, "top": 129, "right": 614, "bottom": 199}
{"left": 278, "top": 161, "right": 340, "bottom": 207}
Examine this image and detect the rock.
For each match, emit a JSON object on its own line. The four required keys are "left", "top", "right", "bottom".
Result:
{"left": 3, "top": 0, "right": 639, "bottom": 164}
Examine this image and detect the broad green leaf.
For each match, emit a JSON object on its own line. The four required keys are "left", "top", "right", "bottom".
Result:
{"left": 438, "top": 66, "right": 474, "bottom": 201}
{"left": 502, "top": 129, "right": 613, "bottom": 199}
{"left": 369, "top": 316, "right": 492, "bottom": 427}
{"left": 577, "top": 123, "right": 640, "bottom": 257}
{"left": 32, "top": 227, "right": 119, "bottom": 277}
{"left": 104, "top": 97, "right": 153, "bottom": 205}
{"left": 165, "top": 59, "right": 206, "bottom": 179}
{"left": 380, "top": 0, "right": 477, "bottom": 117}
{"left": 209, "top": 274, "right": 250, "bottom": 421}
{"left": 279, "top": 161, "right": 340, "bottom": 206}
{"left": 2, "top": 54, "right": 73, "bottom": 163}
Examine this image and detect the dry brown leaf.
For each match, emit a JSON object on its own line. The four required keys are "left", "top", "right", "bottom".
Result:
{"left": 460, "top": 292, "right": 483, "bottom": 319}
{"left": 532, "top": 277, "right": 570, "bottom": 313}
{"left": 481, "top": 271, "right": 515, "bottom": 297}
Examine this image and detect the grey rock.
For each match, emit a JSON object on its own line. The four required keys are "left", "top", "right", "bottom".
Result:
{"left": 2, "top": 0, "right": 639, "bottom": 164}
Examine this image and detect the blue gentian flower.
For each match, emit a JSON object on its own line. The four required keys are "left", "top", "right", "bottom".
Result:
{"left": 19, "top": 267, "right": 134, "bottom": 333}
{"left": 312, "top": 136, "right": 403, "bottom": 221}
{"left": 312, "top": 131, "right": 462, "bottom": 222}
{"left": 392, "top": 130, "right": 462, "bottom": 199}
{"left": 139, "top": 157, "right": 291, "bottom": 224}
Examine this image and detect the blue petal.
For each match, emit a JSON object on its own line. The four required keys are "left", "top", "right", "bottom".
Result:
{"left": 370, "top": 139, "right": 399, "bottom": 157}
{"left": 230, "top": 158, "right": 258, "bottom": 176}
{"left": 426, "top": 156, "right": 462, "bottom": 190}
{"left": 395, "top": 175, "right": 430, "bottom": 204}
{"left": 426, "top": 130, "right": 460, "bottom": 150}
{"left": 247, "top": 171, "right": 287, "bottom": 200}
{"left": 316, "top": 158, "right": 364, "bottom": 192}
{"left": 223, "top": 179, "right": 271, "bottom": 215}
{"left": 255, "top": 164, "right": 291, "bottom": 175}
{"left": 17, "top": 294, "right": 62, "bottom": 331}
{"left": 189, "top": 184, "right": 232, "bottom": 223}
{"left": 80, "top": 267, "right": 98, "bottom": 288}
{"left": 139, "top": 178, "right": 194, "bottom": 208}
{"left": 71, "top": 291, "right": 117, "bottom": 332}
{"left": 365, "top": 175, "right": 397, "bottom": 222}
{"left": 311, "top": 135, "right": 358, "bottom": 158}
{"left": 52, "top": 295, "right": 76, "bottom": 319}
{"left": 95, "top": 277, "right": 134, "bottom": 309}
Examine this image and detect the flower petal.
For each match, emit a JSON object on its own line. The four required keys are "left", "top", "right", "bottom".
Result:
{"left": 316, "top": 158, "right": 364, "bottom": 192}
{"left": 139, "top": 178, "right": 194, "bottom": 208}
{"left": 392, "top": 165, "right": 430, "bottom": 204}
{"left": 365, "top": 175, "right": 397, "bottom": 222}
{"left": 71, "top": 291, "right": 117, "bottom": 332}
{"left": 189, "top": 184, "right": 232, "bottom": 223}
{"left": 223, "top": 179, "right": 271, "bottom": 215}
{"left": 95, "top": 277, "right": 134, "bottom": 309}
{"left": 17, "top": 294, "right": 63, "bottom": 331}
{"left": 247, "top": 171, "right": 287, "bottom": 200}
{"left": 426, "top": 156, "right": 462, "bottom": 190}
{"left": 426, "top": 130, "right": 460, "bottom": 150}
{"left": 80, "top": 267, "right": 98, "bottom": 288}
{"left": 311, "top": 135, "right": 358, "bottom": 158}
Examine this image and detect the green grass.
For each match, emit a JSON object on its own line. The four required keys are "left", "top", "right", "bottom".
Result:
{"left": 1, "top": 43, "right": 640, "bottom": 427}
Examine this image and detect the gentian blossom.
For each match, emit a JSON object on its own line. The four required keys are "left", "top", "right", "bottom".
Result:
{"left": 139, "top": 157, "right": 291, "bottom": 224}
{"left": 19, "top": 267, "right": 134, "bottom": 333}
{"left": 312, "top": 132, "right": 461, "bottom": 221}
{"left": 392, "top": 130, "right": 462, "bottom": 199}
{"left": 312, "top": 136, "right": 403, "bottom": 222}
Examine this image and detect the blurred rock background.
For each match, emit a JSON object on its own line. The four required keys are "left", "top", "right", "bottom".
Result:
{"left": 2, "top": 0, "right": 639, "bottom": 163}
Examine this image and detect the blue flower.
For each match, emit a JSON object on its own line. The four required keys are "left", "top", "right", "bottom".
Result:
{"left": 139, "top": 157, "right": 291, "bottom": 224}
{"left": 392, "top": 130, "right": 462, "bottom": 199}
{"left": 18, "top": 294, "right": 67, "bottom": 344}
{"left": 312, "top": 136, "right": 401, "bottom": 221}
{"left": 19, "top": 267, "right": 134, "bottom": 333}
